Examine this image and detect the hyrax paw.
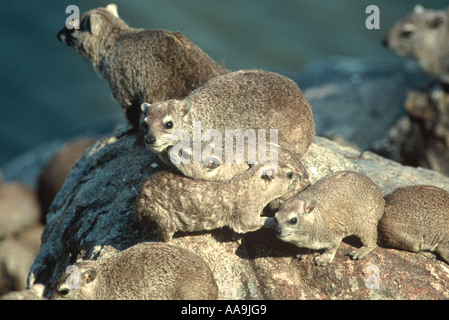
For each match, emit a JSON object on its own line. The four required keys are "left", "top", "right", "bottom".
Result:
{"left": 348, "top": 246, "right": 374, "bottom": 260}
{"left": 314, "top": 254, "right": 334, "bottom": 267}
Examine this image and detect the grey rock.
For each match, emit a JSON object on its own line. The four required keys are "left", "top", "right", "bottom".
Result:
{"left": 294, "top": 56, "right": 431, "bottom": 151}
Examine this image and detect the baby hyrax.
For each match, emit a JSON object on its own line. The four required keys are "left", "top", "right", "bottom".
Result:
{"left": 51, "top": 242, "right": 218, "bottom": 300}
{"left": 378, "top": 185, "right": 449, "bottom": 264}
{"left": 57, "top": 4, "right": 227, "bottom": 130}
{"left": 383, "top": 5, "right": 449, "bottom": 84}
{"left": 275, "top": 171, "right": 385, "bottom": 266}
{"left": 136, "top": 161, "right": 308, "bottom": 242}
{"left": 142, "top": 69, "right": 315, "bottom": 166}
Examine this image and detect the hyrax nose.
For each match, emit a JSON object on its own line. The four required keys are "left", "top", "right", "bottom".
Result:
{"left": 274, "top": 223, "right": 282, "bottom": 236}
{"left": 145, "top": 135, "right": 156, "bottom": 146}
{"left": 382, "top": 37, "right": 389, "bottom": 47}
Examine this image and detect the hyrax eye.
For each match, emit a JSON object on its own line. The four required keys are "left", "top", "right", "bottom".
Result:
{"left": 287, "top": 172, "right": 294, "bottom": 179}
{"left": 58, "top": 288, "right": 70, "bottom": 296}
{"left": 400, "top": 30, "right": 413, "bottom": 38}
{"left": 164, "top": 121, "right": 174, "bottom": 129}
{"left": 289, "top": 218, "right": 298, "bottom": 225}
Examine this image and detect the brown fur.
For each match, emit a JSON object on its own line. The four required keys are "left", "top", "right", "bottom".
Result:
{"left": 37, "top": 137, "right": 96, "bottom": 217}
{"left": 378, "top": 185, "right": 449, "bottom": 264}
{"left": 50, "top": 242, "right": 218, "bottom": 300}
{"left": 142, "top": 69, "right": 315, "bottom": 174}
{"left": 136, "top": 161, "right": 308, "bottom": 242}
{"left": 383, "top": 5, "right": 449, "bottom": 84}
{"left": 0, "top": 172, "right": 41, "bottom": 239}
{"left": 57, "top": 4, "right": 227, "bottom": 130}
{"left": 275, "top": 171, "right": 385, "bottom": 266}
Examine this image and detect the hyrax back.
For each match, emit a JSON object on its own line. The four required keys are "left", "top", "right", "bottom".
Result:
{"left": 136, "top": 161, "right": 307, "bottom": 242}
{"left": 142, "top": 69, "right": 315, "bottom": 169}
{"left": 275, "top": 171, "right": 385, "bottom": 266}
{"left": 57, "top": 4, "right": 227, "bottom": 130}
{"left": 378, "top": 185, "right": 449, "bottom": 264}
{"left": 51, "top": 242, "right": 218, "bottom": 300}
{"left": 383, "top": 5, "right": 449, "bottom": 84}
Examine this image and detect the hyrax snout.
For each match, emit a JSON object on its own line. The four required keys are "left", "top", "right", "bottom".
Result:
{"left": 50, "top": 242, "right": 218, "bottom": 300}
{"left": 136, "top": 161, "right": 309, "bottom": 242}
{"left": 378, "top": 185, "right": 449, "bottom": 264}
{"left": 275, "top": 171, "right": 385, "bottom": 266}
{"left": 141, "top": 69, "right": 315, "bottom": 175}
{"left": 383, "top": 5, "right": 449, "bottom": 84}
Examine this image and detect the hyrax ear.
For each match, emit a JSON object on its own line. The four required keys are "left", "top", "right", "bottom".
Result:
{"left": 261, "top": 167, "right": 276, "bottom": 181}
{"left": 89, "top": 14, "right": 103, "bottom": 35}
{"left": 177, "top": 100, "right": 191, "bottom": 117}
{"left": 141, "top": 102, "right": 151, "bottom": 114}
{"left": 81, "top": 270, "right": 97, "bottom": 284}
{"left": 106, "top": 4, "right": 119, "bottom": 18}
{"left": 304, "top": 199, "right": 316, "bottom": 214}
{"left": 414, "top": 4, "right": 425, "bottom": 14}
{"left": 427, "top": 12, "right": 446, "bottom": 29}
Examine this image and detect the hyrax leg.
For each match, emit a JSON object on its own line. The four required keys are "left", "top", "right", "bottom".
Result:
{"left": 314, "top": 240, "right": 341, "bottom": 267}
{"left": 436, "top": 243, "right": 449, "bottom": 264}
{"left": 349, "top": 223, "right": 377, "bottom": 260}
{"left": 158, "top": 226, "right": 175, "bottom": 242}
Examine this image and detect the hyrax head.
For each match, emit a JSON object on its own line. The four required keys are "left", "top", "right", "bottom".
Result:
{"left": 383, "top": 5, "right": 447, "bottom": 58}
{"left": 57, "top": 4, "right": 126, "bottom": 60}
{"left": 141, "top": 100, "right": 192, "bottom": 155}
{"left": 274, "top": 198, "right": 317, "bottom": 243}
{"left": 50, "top": 262, "right": 98, "bottom": 300}
{"left": 253, "top": 161, "right": 304, "bottom": 198}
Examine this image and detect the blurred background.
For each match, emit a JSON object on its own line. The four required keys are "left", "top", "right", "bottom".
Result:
{"left": 0, "top": 0, "right": 447, "bottom": 166}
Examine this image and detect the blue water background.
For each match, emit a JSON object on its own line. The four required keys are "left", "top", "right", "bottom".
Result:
{"left": 0, "top": 0, "right": 447, "bottom": 165}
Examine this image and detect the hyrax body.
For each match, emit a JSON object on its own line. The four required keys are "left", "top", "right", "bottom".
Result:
{"left": 0, "top": 284, "right": 46, "bottom": 300}
{"left": 136, "top": 161, "right": 308, "bottom": 242}
{"left": 50, "top": 242, "right": 218, "bottom": 300}
{"left": 378, "top": 185, "right": 449, "bottom": 264}
{"left": 383, "top": 5, "right": 449, "bottom": 84}
{"left": 57, "top": 4, "right": 227, "bottom": 130}
{"left": 142, "top": 69, "right": 315, "bottom": 169}
{"left": 275, "top": 171, "right": 385, "bottom": 266}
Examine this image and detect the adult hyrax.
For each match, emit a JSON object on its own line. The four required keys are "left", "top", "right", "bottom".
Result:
{"left": 275, "top": 171, "right": 385, "bottom": 266}
{"left": 383, "top": 5, "right": 449, "bottom": 85}
{"left": 50, "top": 242, "right": 218, "bottom": 300}
{"left": 142, "top": 69, "right": 315, "bottom": 168}
{"left": 136, "top": 161, "right": 308, "bottom": 242}
{"left": 378, "top": 185, "right": 449, "bottom": 264}
{"left": 57, "top": 4, "right": 227, "bottom": 130}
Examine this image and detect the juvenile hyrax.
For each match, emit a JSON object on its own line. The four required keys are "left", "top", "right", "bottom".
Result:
{"left": 142, "top": 69, "right": 315, "bottom": 168}
{"left": 57, "top": 4, "right": 227, "bottom": 130}
{"left": 51, "top": 242, "right": 218, "bottom": 300}
{"left": 383, "top": 5, "right": 449, "bottom": 84}
{"left": 275, "top": 171, "right": 385, "bottom": 266}
{"left": 136, "top": 161, "right": 308, "bottom": 242}
{"left": 378, "top": 185, "right": 449, "bottom": 264}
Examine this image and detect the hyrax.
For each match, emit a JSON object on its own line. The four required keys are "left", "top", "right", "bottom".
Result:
{"left": 142, "top": 69, "right": 315, "bottom": 168}
{"left": 383, "top": 5, "right": 449, "bottom": 84}
{"left": 275, "top": 171, "right": 385, "bottom": 266}
{"left": 136, "top": 161, "right": 308, "bottom": 242}
{"left": 57, "top": 4, "right": 227, "bottom": 130}
{"left": 51, "top": 242, "right": 218, "bottom": 300}
{"left": 378, "top": 185, "right": 449, "bottom": 264}
{"left": 0, "top": 284, "right": 46, "bottom": 300}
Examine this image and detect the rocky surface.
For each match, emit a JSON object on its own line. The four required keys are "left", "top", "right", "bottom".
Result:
{"left": 27, "top": 131, "right": 449, "bottom": 300}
